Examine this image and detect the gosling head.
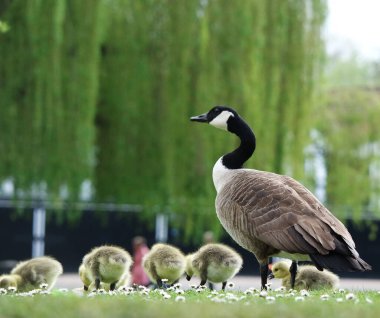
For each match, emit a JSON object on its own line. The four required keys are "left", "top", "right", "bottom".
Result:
{"left": 269, "top": 261, "right": 291, "bottom": 279}
{"left": 190, "top": 106, "right": 238, "bottom": 131}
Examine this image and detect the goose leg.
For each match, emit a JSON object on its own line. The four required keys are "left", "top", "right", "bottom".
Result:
{"left": 260, "top": 263, "right": 268, "bottom": 290}
{"left": 221, "top": 281, "right": 227, "bottom": 291}
{"left": 289, "top": 261, "right": 298, "bottom": 289}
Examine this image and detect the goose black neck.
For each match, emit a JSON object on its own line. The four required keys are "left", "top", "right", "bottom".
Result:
{"left": 222, "top": 117, "right": 256, "bottom": 169}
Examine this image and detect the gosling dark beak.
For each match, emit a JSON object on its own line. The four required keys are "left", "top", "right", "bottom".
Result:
{"left": 186, "top": 274, "right": 192, "bottom": 281}
{"left": 190, "top": 113, "right": 208, "bottom": 123}
{"left": 268, "top": 272, "right": 274, "bottom": 280}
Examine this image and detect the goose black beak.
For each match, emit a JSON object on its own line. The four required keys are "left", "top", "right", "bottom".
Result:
{"left": 190, "top": 113, "right": 208, "bottom": 123}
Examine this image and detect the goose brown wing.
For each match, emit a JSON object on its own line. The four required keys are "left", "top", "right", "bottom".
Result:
{"left": 220, "top": 170, "right": 356, "bottom": 257}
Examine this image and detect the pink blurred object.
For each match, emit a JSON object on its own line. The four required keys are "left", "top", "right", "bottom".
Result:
{"left": 132, "top": 236, "right": 150, "bottom": 286}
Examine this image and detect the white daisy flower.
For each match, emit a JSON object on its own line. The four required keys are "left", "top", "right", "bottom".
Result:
{"left": 175, "top": 289, "right": 184, "bottom": 295}
{"left": 300, "top": 290, "right": 310, "bottom": 297}
{"left": 97, "top": 289, "right": 106, "bottom": 294}
{"left": 266, "top": 296, "right": 276, "bottom": 303}
{"left": 345, "top": 293, "right": 356, "bottom": 300}
{"left": 338, "top": 288, "right": 346, "bottom": 293}
{"left": 320, "top": 294, "right": 330, "bottom": 301}
{"left": 40, "top": 290, "right": 50, "bottom": 295}
{"left": 295, "top": 296, "right": 305, "bottom": 302}
{"left": 275, "top": 286, "right": 287, "bottom": 292}
{"left": 259, "top": 290, "right": 268, "bottom": 297}
{"left": 244, "top": 289, "right": 253, "bottom": 295}
{"left": 0, "top": 288, "right": 7, "bottom": 295}
{"left": 227, "top": 282, "right": 235, "bottom": 289}
{"left": 175, "top": 295, "right": 185, "bottom": 302}
{"left": 336, "top": 297, "right": 343, "bottom": 303}
{"left": 7, "top": 286, "right": 17, "bottom": 293}
{"left": 163, "top": 293, "right": 171, "bottom": 299}
{"left": 40, "top": 283, "right": 49, "bottom": 290}
{"left": 365, "top": 297, "right": 373, "bottom": 304}
{"left": 58, "top": 288, "right": 68, "bottom": 293}
{"left": 211, "top": 297, "right": 226, "bottom": 303}
{"left": 173, "top": 283, "right": 181, "bottom": 289}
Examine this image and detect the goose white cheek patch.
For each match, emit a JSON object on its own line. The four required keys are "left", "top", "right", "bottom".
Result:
{"left": 209, "top": 111, "right": 234, "bottom": 130}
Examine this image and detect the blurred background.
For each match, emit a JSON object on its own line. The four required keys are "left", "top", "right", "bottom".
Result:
{"left": 0, "top": 0, "right": 379, "bottom": 277}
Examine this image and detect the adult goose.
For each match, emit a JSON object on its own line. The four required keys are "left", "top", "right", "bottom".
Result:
{"left": 190, "top": 106, "right": 371, "bottom": 290}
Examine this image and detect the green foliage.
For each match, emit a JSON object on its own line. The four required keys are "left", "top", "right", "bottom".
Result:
{"left": 0, "top": 0, "right": 326, "bottom": 241}
{"left": 0, "top": 289, "right": 379, "bottom": 318}
{"left": 316, "top": 87, "right": 380, "bottom": 219}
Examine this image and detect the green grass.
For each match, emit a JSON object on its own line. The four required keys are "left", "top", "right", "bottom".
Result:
{"left": 0, "top": 287, "right": 379, "bottom": 318}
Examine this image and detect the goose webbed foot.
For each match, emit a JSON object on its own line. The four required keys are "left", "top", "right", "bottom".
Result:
{"left": 289, "top": 261, "right": 298, "bottom": 289}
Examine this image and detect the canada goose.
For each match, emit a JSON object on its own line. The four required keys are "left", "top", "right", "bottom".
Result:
{"left": 269, "top": 261, "right": 339, "bottom": 290}
{"left": 4, "top": 256, "right": 63, "bottom": 291}
{"left": 190, "top": 106, "right": 371, "bottom": 289}
{"left": 82, "top": 245, "right": 133, "bottom": 291}
{"left": 143, "top": 243, "right": 185, "bottom": 287}
{"left": 186, "top": 243, "right": 243, "bottom": 290}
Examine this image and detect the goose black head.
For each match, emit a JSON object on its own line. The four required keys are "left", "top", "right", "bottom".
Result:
{"left": 190, "top": 106, "right": 238, "bottom": 131}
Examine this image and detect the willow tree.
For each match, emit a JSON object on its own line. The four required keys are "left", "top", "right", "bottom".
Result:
{"left": 95, "top": 0, "right": 326, "bottom": 241}
{"left": 0, "top": 0, "right": 326, "bottom": 241}
{"left": 316, "top": 88, "right": 380, "bottom": 220}
{"left": 0, "top": 0, "right": 104, "bottom": 203}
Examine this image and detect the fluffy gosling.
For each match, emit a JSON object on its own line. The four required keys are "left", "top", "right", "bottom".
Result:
{"left": 0, "top": 256, "right": 63, "bottom": 292}
{"left": 270, "top": 261, "right": 339, "bottom": 290}
{"left": 186, "top": 243, "right": 243, "bottom": 290}
{"left": 143, "top": 243, "right": 185, "bottom": 287}
{"left": 82, "top": 245, "right": 133, "bottom": 291}
{"left": 0, "top": 274, "right": 21, "bottom": 290}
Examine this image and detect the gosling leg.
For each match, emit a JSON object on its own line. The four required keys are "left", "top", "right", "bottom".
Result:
{"left": 289, "top": 261, "right": 298, "bottom": 289}
{"left": 95, "top": 278, "right": 101, "bottom": 290}
{"left": 110, "top": 281, "right": 117, "bottom": 291}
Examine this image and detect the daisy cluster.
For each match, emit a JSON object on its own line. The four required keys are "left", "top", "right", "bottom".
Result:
{"left": 0, "top": 280, "right": 378, "bottom": 305}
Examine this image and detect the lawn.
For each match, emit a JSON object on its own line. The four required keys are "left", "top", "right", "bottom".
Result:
{"left": 0, "top": 285, "right": 379, "bottom": 318}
